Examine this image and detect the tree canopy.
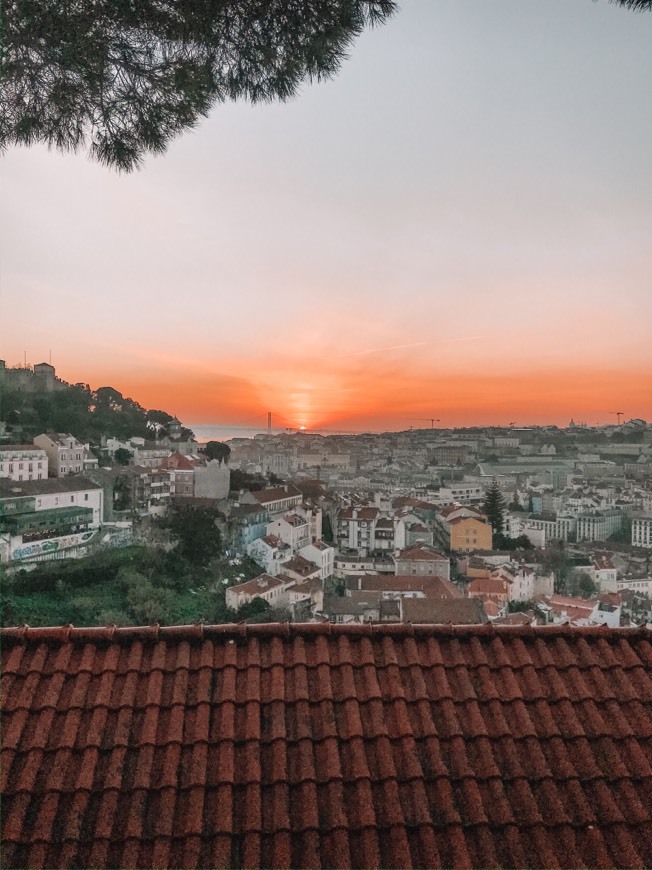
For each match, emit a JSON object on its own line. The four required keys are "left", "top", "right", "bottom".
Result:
{"left": 0, "top": 377, "right": 193, "bottom": 443}
{"left": 483, "top": 478, "right": 506, "bottom": 538}
{"left": 164, "top": 504, "right": 224, "bottom": 565}
{"left": 202, "top": 440, "right": 231, "bottom": 463}
{"left": 1, "top": 0, "right": 395, "bottom": 171}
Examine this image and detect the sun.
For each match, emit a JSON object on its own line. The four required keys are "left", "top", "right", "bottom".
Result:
{"left": 299, "top": 425, "right": 306, "bottom": 431}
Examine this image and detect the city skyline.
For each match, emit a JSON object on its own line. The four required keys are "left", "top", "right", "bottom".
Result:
{"left": 2, "top": 0, "right": 651, "bottom": 429}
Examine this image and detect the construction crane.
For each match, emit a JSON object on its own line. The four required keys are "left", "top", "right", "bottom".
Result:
{"left": 414, "top": 418, "right": 440, "bottom": 428}
{"left": 609, "top": 411, "right": 624, "bottom": 425}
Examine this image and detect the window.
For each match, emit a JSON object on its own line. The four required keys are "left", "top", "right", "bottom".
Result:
{"left": 61, "top": 453, "right": 66, "bottom": 460}
{"left": 71, "top": 496, "right": 74, "bottom": 502}
{"left": 84, "top": 494, "right": 88, "bottom": 501}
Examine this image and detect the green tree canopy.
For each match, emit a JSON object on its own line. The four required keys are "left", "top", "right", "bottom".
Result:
{"left": 202, "top": 441, "right": 231, "bottom": 463}
{"left": 483, "top": 478, "right": 507, "bottom": 538}
{"left": 165, "top": 504, "right": 224, "bottom": 565}
{"left": 2, "top": 0, "right": 395, "bottom": 171}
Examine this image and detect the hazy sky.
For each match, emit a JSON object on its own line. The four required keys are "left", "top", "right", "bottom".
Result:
{"left": 2, "top": 0, "right": 651, "bottom": 430}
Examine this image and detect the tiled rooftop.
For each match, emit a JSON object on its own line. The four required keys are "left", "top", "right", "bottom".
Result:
{"left": 396, "top": 544, "right": 448, "bottom": 562}
{"left": 2, "top": 623, "right": 652, "bottom": 869}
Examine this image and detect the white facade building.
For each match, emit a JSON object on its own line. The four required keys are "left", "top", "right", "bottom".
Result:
{"left": 0, "top": 446, "right": 48, "bottom": 481}
{"left": 632, "top": 514, "right": 652, "bottom": 549}
{"left": 34, "top": 433, "right": 98, "bottom": 476}
{"left": 299, "top": 540, "right": 335, "bottom": 580}
{"left": 226, "top": 573, "right": 296, "bottom": 610}
{"left": 575, "top": 509, "right": 623, "bottom": 542}
{"left": 0, "top": 477, "right": 103, "bottom": 563}
{"left": 267, "top": 513, "right": 311, "bottom": 552}
{"left": 246, "top": 534, "right": 291, "bottom": 576}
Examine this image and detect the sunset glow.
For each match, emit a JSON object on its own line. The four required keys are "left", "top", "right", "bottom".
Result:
{"left": 1, "top": 0, "right": 651, "bottom": 430}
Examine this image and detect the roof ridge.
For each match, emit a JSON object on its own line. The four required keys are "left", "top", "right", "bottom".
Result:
{"left": 0, "top": 621, "right": 648, "bottom": 646}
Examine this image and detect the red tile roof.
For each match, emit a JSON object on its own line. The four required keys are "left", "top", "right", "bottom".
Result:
{"left": 350, "top": 575, "right": 462, "bottom": 598}
{"left": 158, "top": 453, "right": 206, "bottom": 472}
{"left": 396, "top": 544, "right": 448, "bottom": 562}
{"left": 401, "top": 597, "right": 488, "bottom": 625}
{"left": 448, "top": 515, "right": 489, "bottom": 527}
{"left": 227, "top": 573, "right": 288, "bottom": 597}
{"left": 439, "top": 504, "right": 485, "bottom": 519}
{"left": 2, "top": 623, "right": 652, "bottom": 869}
{"left": 252, "top": 485, "right": 302, "bottom": 505}
{"left": 468, "top": 577, "right": 509, "bottom": 597}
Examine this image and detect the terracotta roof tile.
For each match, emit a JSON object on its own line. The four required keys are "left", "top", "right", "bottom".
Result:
{"left": 2, "top": 623, "right": 652, "bottom": 869}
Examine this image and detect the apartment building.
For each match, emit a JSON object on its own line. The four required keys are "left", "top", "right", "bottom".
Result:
{"left": 0, "top": 445, "right": 48, "bottom": 481}
{"left": 34, "top": 433, "right": 98, "bottom": 477}
{"left": 0, "top": 477, "right": 103, "bottom": 563}
{"left": 632, "top": 514, "right": 652, "bottom": 549}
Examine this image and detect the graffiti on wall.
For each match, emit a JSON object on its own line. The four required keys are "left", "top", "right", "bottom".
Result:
{"left": 11, "top": 530, "right": 97, "bottom": 561}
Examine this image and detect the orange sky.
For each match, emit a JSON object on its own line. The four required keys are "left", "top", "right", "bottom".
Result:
{"left": 2, "top": 1, "right": 651, "bottom": 431}
{"left": 47, "top": 353, "right": 651, "bottom": 432}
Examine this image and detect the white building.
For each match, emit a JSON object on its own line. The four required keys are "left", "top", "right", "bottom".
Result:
{"left": 242, "top": 484, "right": 303, "bottom": 516}
{"left": 632, "top": 514, "right": 652, "bottom": 549}
{"left": 575, "top": 556, "right": 618, "bottom": 593}
{"left": 428, "top": 483, "right": 484, "bottom": 506}
{"left": 194, "top": 459, "right": 230, "bottom": 499}
{"left": 0, "top": 477, "right": 103, "bottom": 563}
{"left": 226, "top": 573, "right": 296, "bottom": 611}
{"left": 337, "top": 506, "right": 380, "bottom": 556}
{"left": 617, "top": 575, "right": 652, "bottom": 596}
{"left": 267, "top": 513, "right": 311, "bottom": 552}
{"left": 507, "top": 512, "right": 575, "bottom": 545}
{"left": 131, "top": 443, "right": 172, "bottom": 468}
{"left": 394, "top": 544, "right": 451, "bottom": 580}
{"left": 575, "top": 509, "right": 623, "bottom": 542}
{"left": 0, "top": 445, "right": 48, "bottom": 481}
{"left": 34, "top": 432, "right": 98, "bottom": 476}
{"left": 246, "top": 534, "right": 291, "bottom": 576}
{"left": 299, "top": 540, "right": 335, "bottom": 580}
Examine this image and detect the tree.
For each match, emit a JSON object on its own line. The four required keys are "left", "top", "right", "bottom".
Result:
{"left": 508, "top": 492, "right": 522, "bottom": 511}
{"left": 542, "top": 544, "right": 575, "bottom": 595}
{"left": 202, "top": 441, "right": 231, "bottom": 463}
{"left": 483, "top": 478, "right": 506, "bottom": 537}
{"left": 166, "top": 505, "right": 223, "bottom": 565}
{"left": 236, "top": 598, "right": 272, "bottom": 622}
{"left": 113, "top": 476, "right": 132, "bottom": 511}
{"left": 229, "top": 469, "right": 267, "bottom": 492}
{"left": 146, "top": 410, "right": 174, "bottom": 438}
{"left": 493, "top": 532, "right": 534, "bottom": 552}
{"left": 114, "top": 448, "right": 133, "bottom": 466}
{"left": 2, "top": 0, "right": 396, "bottom": 171}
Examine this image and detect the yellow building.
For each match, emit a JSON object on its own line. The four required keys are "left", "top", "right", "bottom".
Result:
{"left": 449, "top": 516, "right": 493, "bottom": 553}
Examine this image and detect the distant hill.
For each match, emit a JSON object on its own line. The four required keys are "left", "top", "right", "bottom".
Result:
{"left": 0, "top": 364, "right": 189, "bottom": 444}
